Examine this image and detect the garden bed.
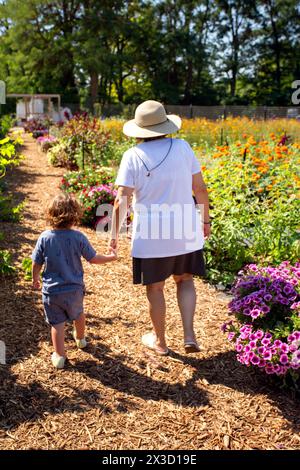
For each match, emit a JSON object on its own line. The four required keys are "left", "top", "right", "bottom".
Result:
{"left": 0, "top": 131, "right": 300, "bottom": 450}
{"left": 49, "top": 115, "right": 300, "bottom": 286}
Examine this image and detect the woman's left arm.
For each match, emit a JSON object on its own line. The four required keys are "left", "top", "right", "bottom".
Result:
{"left": 109, "top": 185, "right": 134, "bottom": 250}
{"left": 192, "top": 172, "right": 211, "bottom": 239}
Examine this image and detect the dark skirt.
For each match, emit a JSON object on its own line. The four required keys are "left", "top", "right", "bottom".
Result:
{"left": 133, "top": 249, "right": 206, "bottom": 285}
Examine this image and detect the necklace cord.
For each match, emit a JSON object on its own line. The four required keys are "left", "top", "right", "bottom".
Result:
{"left": 133, "top": 139, "right": 173, "bottom": 175}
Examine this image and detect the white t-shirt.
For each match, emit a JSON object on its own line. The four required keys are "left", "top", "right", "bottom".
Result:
{"left": 115, "top": 138, "right": 204, "bottom": 258}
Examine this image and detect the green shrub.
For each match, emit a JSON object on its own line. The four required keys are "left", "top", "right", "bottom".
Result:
{"left": 22, "top": 257, "right": 32, "bottom": 281}
{"left": 0, "top": 250, "right": 15, "bottom": 276}
{"left": 47, "top": 138, "right": 78, "bottom": 169}
{"left": 0, "top": 115, "right": 14, "bottom": 139}
{"left": 0, "top": 195, "right": 24, "bottom": 222}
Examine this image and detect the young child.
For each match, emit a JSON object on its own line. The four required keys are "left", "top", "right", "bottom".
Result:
{"left": 32, "top": 193, "right": 117, "bottom": 369}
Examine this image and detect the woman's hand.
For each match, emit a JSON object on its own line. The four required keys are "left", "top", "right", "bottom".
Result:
{"left": 204, "top": 223, "right": 211, "bottom": 239}
{"left": 109, "top": 238, "right": 118, "bottom": 251}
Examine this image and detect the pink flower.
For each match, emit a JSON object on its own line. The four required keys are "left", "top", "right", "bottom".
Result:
{"left": 279, "top": 354, "right": 289, "bottom": 364}
{"left": 280, "top": 343, "right": 289, "bottom": 353}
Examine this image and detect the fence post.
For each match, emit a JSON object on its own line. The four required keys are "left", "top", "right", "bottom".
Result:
{"left": 264, "top": 106, "right": 267, "bottom": 121}
{"left": 189, "top": 104, "right": 193, "bottom": 119}
{"left": 223, "top": 106, "right": 227, "bottom": 120}
{"left": 220, "top": 128, "right": 223, "bottom": 145}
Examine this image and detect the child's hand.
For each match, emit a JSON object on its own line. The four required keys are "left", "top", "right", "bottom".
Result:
{"left": 32, "top": 279, "right": 41, "bottom": 290}
{"left": 108, "top": 247, "right": 118, "bottom": 261}
{"left": 89, "top": 249, "right": 118, "bottom": 265}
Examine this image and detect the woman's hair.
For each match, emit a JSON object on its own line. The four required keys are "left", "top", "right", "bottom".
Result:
{"left": 137, "top": 135, "right": 167, "bottom": 143}
{"left": 46, "top": 193, "right": 82, "bottom": 229}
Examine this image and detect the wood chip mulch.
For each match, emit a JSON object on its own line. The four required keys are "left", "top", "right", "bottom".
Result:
{"left": 0, "top": 131, "right": 299, "bottom": 450}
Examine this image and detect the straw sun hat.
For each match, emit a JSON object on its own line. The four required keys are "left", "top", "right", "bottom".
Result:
{"left": 123, "top": 100, "right": 182, "bottom": 138}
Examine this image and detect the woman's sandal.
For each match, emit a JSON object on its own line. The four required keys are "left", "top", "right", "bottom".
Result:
{"left": 184, "top": 341, "right": 201, "bottom": 354}
{"left": 141, "top": 332, "right": 169, "bottom": 356}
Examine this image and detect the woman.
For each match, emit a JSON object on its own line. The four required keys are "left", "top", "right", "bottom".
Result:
{"left": 109, "top": 100, "right": 211, "bottom": 355}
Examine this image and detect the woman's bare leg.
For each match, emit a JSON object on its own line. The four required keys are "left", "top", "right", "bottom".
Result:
{"left": 146, "top": 280, "right": 167, "bottom": 351}
{"left": 173, "top": 273, "right": 198, "bottom": 344}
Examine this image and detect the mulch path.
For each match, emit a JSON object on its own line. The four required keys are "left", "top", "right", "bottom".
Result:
{"left": 0, "top": 131, "right": 299, "bottom": 450}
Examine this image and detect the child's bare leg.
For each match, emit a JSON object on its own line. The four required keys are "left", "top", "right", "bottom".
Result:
{"left": 73, "top": 312, "right": 85, "bottom": 340}
{"left": 51, "top": 322, "right": 65, "bottom": 356}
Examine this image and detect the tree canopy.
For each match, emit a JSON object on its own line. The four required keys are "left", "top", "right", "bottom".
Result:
{"left": 0, "top": 0, "right": 299, "bottom": 108}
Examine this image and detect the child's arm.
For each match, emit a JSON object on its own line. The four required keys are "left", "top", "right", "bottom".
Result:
{"left": 32, "top": 261, "right": 42, "bottom": 289}
{"left": 89, "top": 248, "right": 117, "bottom": 265}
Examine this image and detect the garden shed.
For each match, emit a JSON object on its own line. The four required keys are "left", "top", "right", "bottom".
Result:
{"left": 7, "top": 93, "right": 61, "bottom": 122}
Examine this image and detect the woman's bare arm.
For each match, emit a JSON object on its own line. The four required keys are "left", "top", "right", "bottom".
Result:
{"left": 192, "top": 172, "right": 211, "bottom": 238}
{"left": 110, "top": 185, "right": 134, "bottom": 249}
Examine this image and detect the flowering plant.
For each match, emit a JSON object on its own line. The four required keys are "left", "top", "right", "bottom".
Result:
{"left": 78, "top": 183, "right": 117, "bottom": 227}
{"left": 60, "top": 167, "right": 115, "bottom": 194}
{"left": 23, "top": 119, "right": 52, "bottom": 138}
{"left": 223, "top": 261, "right": 300, "bottom": 385}
{"left": 36, "top": 135, "right": 57, "bottom": 152}
{"left": 203, "top": 136, "right": 300, "bottom": 285}
{"left": 60, "top": 168, "right": 116, "bottom": 226}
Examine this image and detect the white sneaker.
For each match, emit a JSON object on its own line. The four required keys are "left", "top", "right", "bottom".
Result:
{"left": 72, "top": 329, "right": 87, "bottom": 349}
{"left": 51, "top": 352, "right": 66, "bottom": 369}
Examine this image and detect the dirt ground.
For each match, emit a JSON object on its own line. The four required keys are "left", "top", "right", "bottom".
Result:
{"left": 0, "top": 131, "right": 299, "bottom": 450}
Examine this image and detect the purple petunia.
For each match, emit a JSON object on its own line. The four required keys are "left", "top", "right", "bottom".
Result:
{"left": 255, "top": 330, "right": 264, "bottom": 340}
{"left": 251, "top": 355, "right": 260, "bottom": 365}
{"left": 261, "top": 305, "right": 271, "bottom": 314}
{"left": 280, "top": 343, "right": 289, "bottom": 354}
{"left": 250, "top": 309, "right": 261, "bottom": 319}
{"left": 225, "top": 261, "right": 300, "bottom": 379}
{"left": 264, "top": 294, "right": 272, "bottom": 302}
{"left": 279, "top": 354, "right": 289, "bottom": 364}
{"left": 262, "top": 338, "right": 271, "bottom": 346}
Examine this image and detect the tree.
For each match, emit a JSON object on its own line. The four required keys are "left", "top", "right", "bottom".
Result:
{"left": 0, "top": 0, "right": 81, "bottom": 101}
{"left": 253, "top": 0, "right": 300, "bottom": 104}
{"left": 212, "top": 0, "right": 257, "bottom": 103}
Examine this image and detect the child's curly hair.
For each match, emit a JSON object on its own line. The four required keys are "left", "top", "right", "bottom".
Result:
{"left": 46, "top": 193, "right": 82, "bottom": 229}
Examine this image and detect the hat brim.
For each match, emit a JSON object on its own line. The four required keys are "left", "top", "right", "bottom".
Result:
{"left": 123, "top": 114, "right": 181, "bottom": 138}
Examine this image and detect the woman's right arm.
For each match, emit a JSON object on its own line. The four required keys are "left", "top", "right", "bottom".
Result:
{"left": 192, "top": 172, "right": 211, "bottom": 239}
{"left": 110, "top": 185, "right": 134, "bottom": 250}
